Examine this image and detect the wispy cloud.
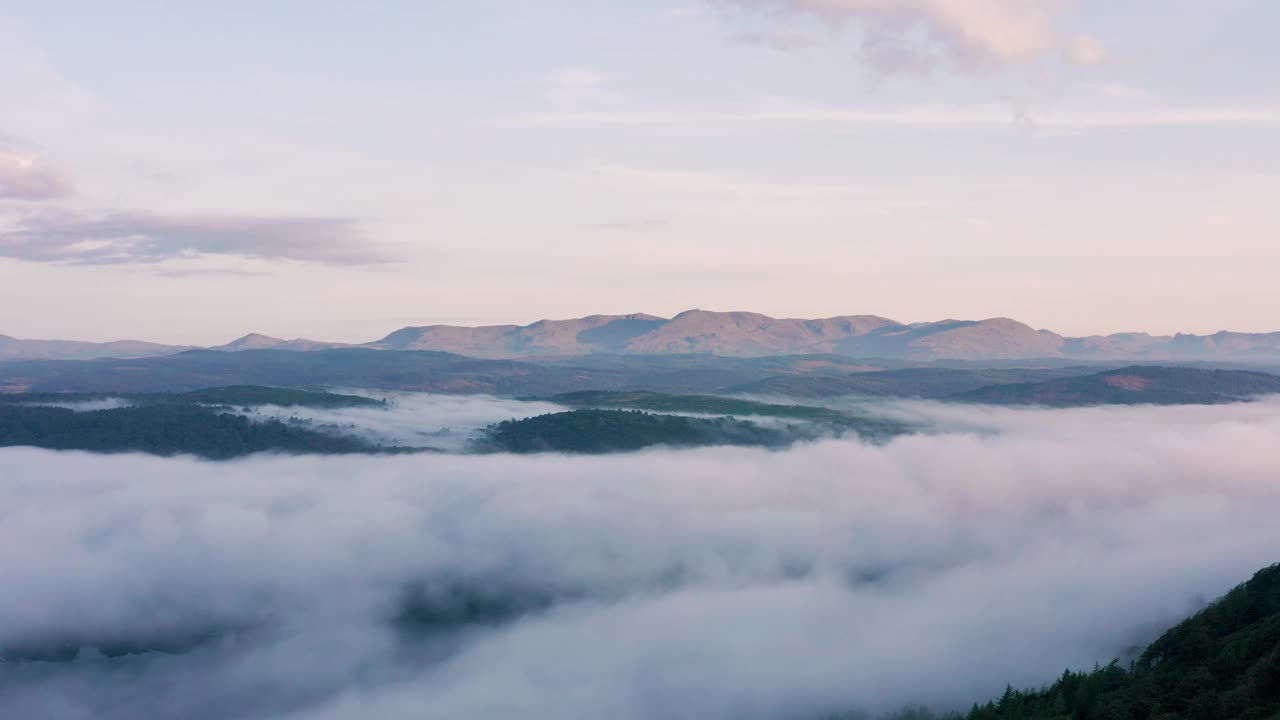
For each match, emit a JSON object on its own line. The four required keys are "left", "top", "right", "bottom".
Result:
{"left": 0, "top": 209, "right": 395, "bottom": 266}
{"left": 733, "top": 28, "right": 822, "bottom": 51}
{"left": 542, "top": 67, "right": 624, "bottom": 107}
{"left": 665, "top": 6, "right": 708, "bottom": 19}
{"left": 722, "top": 0, "right": 1105, "bottom": 75}
{"left": 1087, "top": 82, "right": 1153, "bottom": 102}
{"left": 149, "top": 267, "right": 274, "bottom": 278}
{"left": 0, "top": 151, "right": 74, "bottom": 201}
{"left": 1068, "top": 34, "right": 1108, "bottom": 65}
{"left": 586, "top": 218, "right": 671, "bottom": 232}
{"left": 525, "top": 101, "right": 1280, "bottom": 131}
{"left": 583, "top": 163, "right": 871, "bottom": 199}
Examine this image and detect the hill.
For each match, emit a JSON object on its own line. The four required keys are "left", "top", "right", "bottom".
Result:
{"left": 726, "top": 368, "right": 1094, "bottom": 399}
{"left": 615, "top": 310, "right": 900, "bottom": 356}
{"left": 0, "top": 349, "right": 908, "bottom": 396}
{"left": 368, "top": 312, "right": 1280, "bottom": 361}
{"left": 862, "top": 562, "right": 1280, "bottom": 720}
{"left": 470, "top": 409, "right": 791, "bottom": 454}
{"left": 368, "top": 312, "right": 1064, "bottom": 360}
{"left": 208, "top": 333, "right": 352, "bottom": 352}
{"left": 0, "top": 334, "right": 191, "bottom": 361}
{"left": 360, "top": 312, "right": 1280, "bottom": 361}
{"left": 369, "top": 313, "right": 669, "bottom": 356}
{"left": 543, "top": 390, "right": 909, "bottom": 440}
{"left": 0, "top": 349, "right": 613, "bottom": 395}
{"left": 0, "top": 385, "right": 385, "bottom": 409}
{"left": 948, "top": 366, "right": 1280, "bottom": 406}
{"left": 10, "top": 312, "right": 1280, "bottom": 362}
{"left": 547, "top": 389, "right": 847, "bottom": 417}
{"left": 0, "top": 404, "right": 398, "bottom": 459}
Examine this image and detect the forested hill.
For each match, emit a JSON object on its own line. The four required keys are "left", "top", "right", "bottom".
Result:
{"left": 0, "top": 404, "right": 398, "bottom": 459}
{"left": 947, "top": 366, "right": 1280, "bottom": 406}
{"left": 0, "top": 385, "right": 383, "bottom": 409}
{"left": 541, "top": 391, "right": 909, "bottom": 439}
{"left": 470, "top": 409, "right": 792, "bottom": 454}
{"left": 861, "top": 562, "right": 1280, "bottom": 720}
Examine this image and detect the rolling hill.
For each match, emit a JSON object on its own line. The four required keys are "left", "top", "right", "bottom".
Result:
{"left": 0, "top": 334, "right": 191, "bottom": 361}
{"left": 867, "top": 562, "right": 1280, "bottom": 720}
{"left": 726, "top": 367, "right": 1094, "bottom": 399}
{"left": 344, "top": 311, "right": 1280, "bottom": 361}
{"left": 207, "top": 333, "right": 353, "bottom": 352}
{"left": 0, "top": 404, "right": 395, "bottom": 459}
{"left": 948, "top": 366, "right": 1280, "bottom": 406}
{"left": 10, "top": 312, "right": 1280, "bottom": 362}
{"left": 470, "top": 409, "right": 792, "bottom": 454}
{"left": 0, "top": 348, "right": 932, "bottom": 396}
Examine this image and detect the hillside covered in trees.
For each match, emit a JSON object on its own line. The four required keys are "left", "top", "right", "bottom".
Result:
{"left": 471, "top": 409, "right": 792, "bottom": 454}
{"left": 0, "top": 385, "right": 384, "bottom": 409}
{"left": 948, "top": 367, "right": 1280, "bottom": 407}
{"left": 542, "top": 390, "right": 909, "bottom": 440}
{"left": 0, "top": 404, "right": 394, "bottom": 459}
{"left": 856, "top": 563, "right": 1280, "bottom": 720}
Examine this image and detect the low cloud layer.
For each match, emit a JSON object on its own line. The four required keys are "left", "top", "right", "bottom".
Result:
{"left": 246, "top": 392, "right": 569, "bottom": 452}
{"left": 726, "top": 0, "right": 1105, "bottom": 75}
{"left": 0, "top": 209, "right": 392, "bottom": 265}
{"left": 0, "top": 151, "right": 74, "bottom": 201}
{"left": 2, "top": 400, "right": 1279, "bottom": 719}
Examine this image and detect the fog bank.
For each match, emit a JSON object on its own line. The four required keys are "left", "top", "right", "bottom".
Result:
{"left": 2, "top": 400, "right": 1280, "bottom": 718}
{"left": 245, "top": 391, "right": 568, "bottom": 451}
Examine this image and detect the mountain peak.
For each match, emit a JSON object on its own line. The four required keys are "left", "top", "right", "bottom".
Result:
{"left": 210, "top": 333, "right": 350, "bottom": 353}
{"left": 214, "top": 333, "right": 289, "bottom": 351}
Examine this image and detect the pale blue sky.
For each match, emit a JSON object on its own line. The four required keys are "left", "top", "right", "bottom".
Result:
{"left": 1, "top": 1, "right": 1277, "bottom": 343}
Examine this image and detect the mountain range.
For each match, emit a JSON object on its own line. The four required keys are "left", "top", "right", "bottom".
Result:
{"left": 5, "top": 310, "right": 1280, "bottom": 362}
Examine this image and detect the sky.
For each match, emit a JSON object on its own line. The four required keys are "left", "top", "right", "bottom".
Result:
{"left": 1, "top": 0, "right": 1278, "bottom": 344}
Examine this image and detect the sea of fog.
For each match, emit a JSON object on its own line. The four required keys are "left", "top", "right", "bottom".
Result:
{"left": 243, "top": 391, "right": 570, "bottom": 451}
{"left": 3, "top": 398, "right": 1280, "bottom": 719}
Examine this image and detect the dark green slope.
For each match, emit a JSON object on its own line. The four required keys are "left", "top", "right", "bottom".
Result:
{"left": 962, "top": 563, "right": 1280, "bottom": 720}
{"left": 948, "top": 366, "right": 1280, "bottom": 407}
{"left": 543, "top": 390, "right": 909, "bottom": 440}
{"left": 470, "top": 409, "right": 792, "bottom": 454}
{"left": 0, "top": 385, "right": 384, "bottom": 409}
{"left": 0, "top": 404, "right": 398, "bottom": 459}
{"left": 0, "top": 349, "right": 608, "bottom": 395}
{"left": 0, "top": 349, "right": 889, "bottom": 396}
{"left": 725, "top": 367, "right": 1097, "bottom": 399}
{"left": 853, "top": 563, "right": 1280, "bottom": 720}
{"left": 545, "top": 390, "right": 848, "bottom": 419}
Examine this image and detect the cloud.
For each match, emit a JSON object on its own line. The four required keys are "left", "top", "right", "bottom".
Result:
{"left": 0, "top": 209, "right": 395, "bottom": 265}
{"left": 1087, "top": 81, "right": 1152, "bottom": 102}
{"left": 523, "top": 101, "right": 1280, "bottom": 132}
{"left": 0, "top": 151, "right": 74, "bottom": 200}
{"left": 586, "top": 218, "right": 671, "bottom": 232}
{"left": 1068, "top": 33, "right": 1108, "bottom": 65}
{"left": 666, "top": 6, "right": 709, "bottom": 19}
{"left": 542, "top": 67, "right": 624, "bottom": 107}
{"left": 245, "top": 392, "right": 571, "bottom": 452}
{"left": 582, "top": 163, "right": 871, "bottom": 199}
{"left": 2, "top": 399, "right": 1280, "bottom": 718}
{"left": 149, "top": 267, "right": 273, "bottom": 278}
{"left": 724, "top": 0, "right": 1103, "bottom": 75}
{"left": 733, "top": 28, "right": 823, "bottom": 51}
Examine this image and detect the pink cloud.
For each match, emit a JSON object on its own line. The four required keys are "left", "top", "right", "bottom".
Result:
{"left": 726, "top": 0, "right": 1103, "bottom": 74}
{"left": 0, "top": 151, "right": 74, "bottom": 200}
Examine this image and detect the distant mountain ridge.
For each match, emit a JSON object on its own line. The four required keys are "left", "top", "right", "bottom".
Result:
{"left": 363, "top": 311, "right": 1280, "bottom": 362}
{"left": 0, "top": 334, "right": 192, "bottom": 361}
{"left": 949, "top": 366, "right": 1280, "bottom": 406}
{"left": 6, "top": 311, "right": 1280, "bottom": 362}
{"left": 209, "top": 333, "right": 353, "bottom": 352}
